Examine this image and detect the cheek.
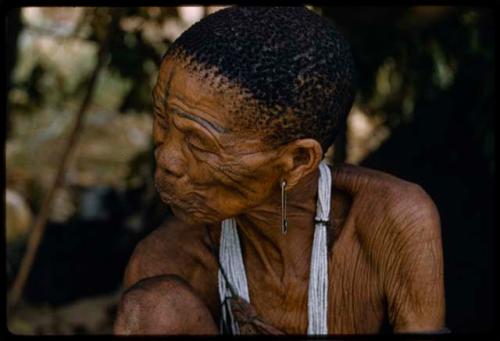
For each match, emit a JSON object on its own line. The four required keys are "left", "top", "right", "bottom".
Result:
{"left": 200, "top": 162, "right": 278, "bottom": 217}
{"left": 202, "top": 186, "right": 260, "bottom": 220}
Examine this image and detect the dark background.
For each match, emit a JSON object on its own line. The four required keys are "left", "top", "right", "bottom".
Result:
{"left": 4, "top": 6, "right": 495, "bottom": 334}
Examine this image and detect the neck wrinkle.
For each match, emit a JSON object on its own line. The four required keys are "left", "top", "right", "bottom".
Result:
{"left": 235, "top": 167, "right": 320, "bottom": 282}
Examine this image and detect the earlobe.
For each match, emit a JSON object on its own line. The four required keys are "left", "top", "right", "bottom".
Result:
{"left": 283, "top": 139, "right": 323, "bottom": 189}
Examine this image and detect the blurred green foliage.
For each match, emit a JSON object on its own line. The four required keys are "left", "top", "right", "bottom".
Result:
{"left": 322, "top": 7, "right": 494, "bottom": 174}
{"left": 9, "top": 8, "right": 178, "bottom": 119}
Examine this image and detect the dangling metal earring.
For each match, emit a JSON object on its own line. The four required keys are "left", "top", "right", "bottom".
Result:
{"left": 281, "top": 180, "right": 288, "bottom": 234}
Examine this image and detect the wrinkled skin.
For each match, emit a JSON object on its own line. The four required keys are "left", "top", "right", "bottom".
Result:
{"left": 113, "top": 57, "right": 445, "bottom": 335}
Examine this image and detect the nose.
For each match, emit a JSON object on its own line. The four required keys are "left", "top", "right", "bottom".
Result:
{"left": 155, "top": 142, "right": 186, "bottom": 178}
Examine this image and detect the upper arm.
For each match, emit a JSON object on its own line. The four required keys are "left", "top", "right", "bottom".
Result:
{"left": 123, "top": 217, "right": 196, "bottom": 289}
{"left": 123, "top": 217, "right": 220, "bottom": 311}
{"left": 381, "top": 183, "right": 446, "bottom": 332}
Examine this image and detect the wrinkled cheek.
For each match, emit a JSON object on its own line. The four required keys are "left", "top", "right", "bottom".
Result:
{"left": 203, "top": 188, "right": 245, "bottom": 220}
{"left": 209, "top": 182, "right": 268, "bottom": 218}
{"left": 183, "top": 178, "right": 248, "bottom": 222}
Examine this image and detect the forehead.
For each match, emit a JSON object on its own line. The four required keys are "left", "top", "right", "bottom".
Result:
{"left": 153, "top": 58, "right": 241, "bottom": 128}
{"left": 153, "top": 57, "right": 271, "bottom": 151}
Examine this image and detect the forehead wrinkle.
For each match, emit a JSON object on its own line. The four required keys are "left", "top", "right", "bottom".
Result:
{"left": 170, "top": 107, "right": 229, "bottom": 134}
{"left": 152, "top": 65, "right": 176, "bottom": 109}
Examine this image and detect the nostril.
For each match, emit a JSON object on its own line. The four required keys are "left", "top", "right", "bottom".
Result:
{"left": 155, "top": 144, "right": 185, "bottom": 178}
{"left": 160, "top": 165, "right": 179, "bottom": 178}
{"left": 158, "top": 157, "right": 184, "bottom": 178}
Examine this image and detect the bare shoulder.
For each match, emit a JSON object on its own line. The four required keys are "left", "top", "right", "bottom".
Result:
{"left": 123, "top": 214, "right": 218, "bottom": 290}
{"left": 331, "top": 164, "right": 445, "bottom": 331}
{"left": 331, "top": 163, "right": 441, "bottom": 247}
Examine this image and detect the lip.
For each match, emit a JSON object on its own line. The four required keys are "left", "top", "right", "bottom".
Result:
{"left": 158, "top": 189, "right": 191, "bottom": 211}
{"left": 158, "top": 189, "right": 221, "bottom": 224}
{"left": 158, "top": 190, "right": 188, "bottom": 213}
{"left": 158, "top": 190, "right": 175, "bottom": 204}
{"left": 154, "top": 179, "right": 178, "bottom": 203}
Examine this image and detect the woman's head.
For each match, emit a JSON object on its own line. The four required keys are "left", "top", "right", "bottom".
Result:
{"left": 153, "top": 6, "right": 356, "bottom": 224}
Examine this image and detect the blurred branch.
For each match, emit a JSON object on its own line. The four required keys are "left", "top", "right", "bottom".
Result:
{"left": 8, "top": 9, "right": 120, "bottom": 311}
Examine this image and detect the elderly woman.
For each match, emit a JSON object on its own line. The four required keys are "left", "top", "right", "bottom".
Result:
{"left": 113, "top": 7, "right": 446, "bottom": 335}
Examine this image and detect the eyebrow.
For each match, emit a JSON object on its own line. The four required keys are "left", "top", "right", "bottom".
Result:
{"left": 170, "top": 107, "right": 229, "bottom": 134}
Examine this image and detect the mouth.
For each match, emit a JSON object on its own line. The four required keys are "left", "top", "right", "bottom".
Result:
{"left": 157, "top": 189, "right": 176, "bottom": 205}
{"left": 154, "top": 181, "right": 219, "bottom": 223}
{"left": 156, "top": 182, "right": 194, "bottom": 207}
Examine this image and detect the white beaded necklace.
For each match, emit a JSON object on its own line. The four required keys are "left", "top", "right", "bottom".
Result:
{"left": 218, "top": 161, "right": 331, "bottom": 334}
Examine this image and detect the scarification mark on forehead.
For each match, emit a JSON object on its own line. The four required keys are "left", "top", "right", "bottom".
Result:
{"left": 170, "top": 107, "right": 229, "bottom": 134}
{"left": 162, "top": 66, "right": 176, "bottom": 107}
{"left": 152, "top": 65, "right": 177, "bottom": 110}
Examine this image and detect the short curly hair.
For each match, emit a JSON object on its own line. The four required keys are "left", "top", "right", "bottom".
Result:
{"left": 163, "top": 6, "right": 356, "bottom": 151}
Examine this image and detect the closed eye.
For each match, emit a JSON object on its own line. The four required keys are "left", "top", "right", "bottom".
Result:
{"left": 170, "top": 115, "right": 218, "bottom": 153}
{"left": 185, "top": 132, "right": 213, "bottom": 153}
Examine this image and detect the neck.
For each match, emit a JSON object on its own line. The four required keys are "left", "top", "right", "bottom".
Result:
{"left": 235, "top": 167, "right": 320, "bottom": 280}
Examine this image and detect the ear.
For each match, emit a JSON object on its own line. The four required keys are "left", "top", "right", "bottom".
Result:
{"left": 279, "top": 138, "right": 323, "bottom": 189}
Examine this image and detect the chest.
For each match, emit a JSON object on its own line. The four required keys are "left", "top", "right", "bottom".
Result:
{"left": 242, "top": 229, "right": 386, "bottom": 334}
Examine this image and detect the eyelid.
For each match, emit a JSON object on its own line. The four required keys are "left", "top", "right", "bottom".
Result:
{"left": 185, "top": 128, "right": 213, "bottom": 150}
{"left": 186, "top": 133, "right": 210, "bottom": 152}
{"left": 171, "top": 114, "right": 218, "bottom": 150}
